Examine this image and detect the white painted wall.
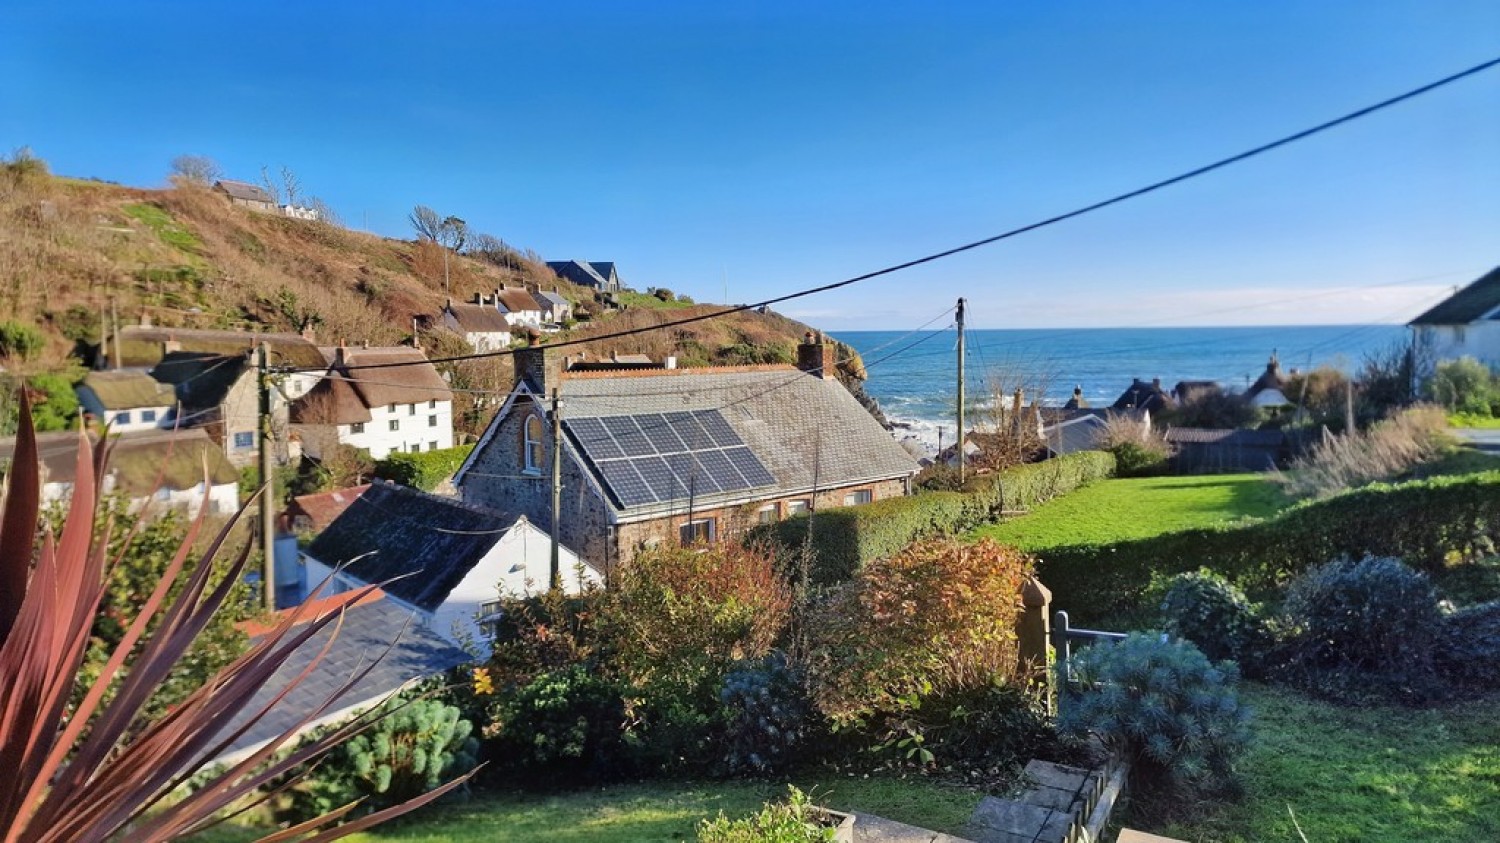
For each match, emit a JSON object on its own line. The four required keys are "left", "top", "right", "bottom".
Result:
{"left": 334, "top": 400, "right": 454, "bottom": 459}
{"left": 106, "top": 405, "right": 176, "bottom": 433}
{"left": 299, "top": 518, "right": 595, "bottom": 645}
{"left": 140, "top": 481, "right": 240, "bottom": 515}
{"left": 1412, "top": 323, "right": 1500, "bottom": 377}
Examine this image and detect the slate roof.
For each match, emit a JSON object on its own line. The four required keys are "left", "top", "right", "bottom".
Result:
{"left": 111, "top": 326, "right": 325, "bottom": 369}
{"left": 150, "top": 352, "right": 248, "bottom": 411}
{"left": 211, "top": 594, "right": 469, "bottom": 764}
{"left": 546, "top": 260, "right": 611, "bottom": 289}
{"left": 1410, "top": 266, "right": 1500, "bottom": 325}
{"left": 1164, "top": 427, "right": 1286, "bottom": 447}
{"left": 1042, "top": 415, "right": 1108, "bottom": 456}
{"left": 213, "top": 179, "right": 275, "bottom": 204}
{"left": 305, "top": 482, "right": 518, "bottom": 612}
{"left": 1112, "top": 379, "right": 1174, "bottom": 412}
{"left": 520, "top": 366, "right": 919, "bottom": 518}
{"left": 535, "top": 290, "right": 570, "bottom": 313}
{"left": 287, "top": 484, "right": 370, "bottom": 533}
{"left": 444, "top": 302, "right": 513, "bottom": 334}
{"left": 77, "top": 369, "right": 177, "bottom": 412}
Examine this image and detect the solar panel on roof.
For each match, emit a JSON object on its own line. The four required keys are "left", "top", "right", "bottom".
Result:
{"left": 603, "top": 416, "right": 655, "bottom": 457}
{"left": 563, "top": 418, "right": 623, "bottom": 460}
{"left": 725, "top": 447, "right": 777, "bottom": 487}
{"left": 665, "top": 411, "right": 713, "bottom": 450}
{"left": 570, "top": 410, "right": 776, "bottom": 509}
{"left": 693, "top": 410, "right": 742, "bottom": 447}
{"left": 597, "top": 460, "right": 657, "bottom": 508}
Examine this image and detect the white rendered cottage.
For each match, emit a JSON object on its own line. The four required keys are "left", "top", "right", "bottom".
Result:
{"left": 299, "top": 481, "right": 597, "bottom": 644}
{"left": 291, "top": 346, "right": 454, "bottom": 460}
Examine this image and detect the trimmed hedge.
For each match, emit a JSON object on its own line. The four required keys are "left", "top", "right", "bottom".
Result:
{"left": 373, "top": 444, "right": 474, "bottom": 491}
{"left": 754, "top": 451, "right": 1115, "bottom": 584}
{"left": 1038, "top": 470, "right": 1500, "bottom": 626}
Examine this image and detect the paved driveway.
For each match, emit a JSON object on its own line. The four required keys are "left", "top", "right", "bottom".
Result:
{"left": 1453, "top": 428, "right": 1500, "bottom": 453}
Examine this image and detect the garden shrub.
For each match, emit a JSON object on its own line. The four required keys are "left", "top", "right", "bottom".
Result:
{"left": 1278, "top": 556, "right": 1443, "bottom": 704}
{"left": 285, "top": 697, "right": 477, "bottom": 821}
{"left": 717, "top": 651, "right": 812, "bottom": 776}
{"left": 598, "top": 543, "right": 793, "bottom": 770}
{"left": 1436, "top": 600, "right": 1500, "bottom": 692}
{"left": 1158, "top": 569, "right": 1268, "bottom": 669}
{"left": 1425, "top": 356, "right": 1496, "bottom": 416}
{"left": 1109, "top": 440, "right": 1171, "bottom": 477}
{"left": 1037, "top": 469, "right": 1500, "bottom": 626}
{"left": 1060, "top": 634, "right": 1252, "bottom": 803}
{"left": 487, "top": 664, "right": 631, "bottom": 784}
{"left": 803, "top": 538, "right": 1032, "bottom": 725}
{"left": 698, "top": 786, "right": 838, "bottom": 843}
{"left": 373, "top": 444, "right": 474, "bottom": 491}
{"left": 755, "top": 451, "right": 1114, "bottom": 584}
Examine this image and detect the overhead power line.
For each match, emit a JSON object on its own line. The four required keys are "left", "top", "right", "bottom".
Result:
{"left": 277, "top": 54, "right": 1500, "bottom": 376}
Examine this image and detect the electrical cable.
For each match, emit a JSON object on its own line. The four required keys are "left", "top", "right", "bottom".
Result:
{"left": 273, "top": 55, "right": 1500, "bottom": 376}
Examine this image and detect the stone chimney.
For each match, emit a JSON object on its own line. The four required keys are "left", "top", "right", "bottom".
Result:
{"left": 796, "top": 331, "right": 831, "bottom": 378}
{"left": 514, "top": 338, "right": 563, "bottom": 394}
{"left": 334, "top": 339, "right": 347, "bottom": 368}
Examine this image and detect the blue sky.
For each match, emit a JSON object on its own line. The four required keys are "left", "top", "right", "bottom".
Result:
{"left": 3, "top": 1, "right": 1496, "bottom": 329}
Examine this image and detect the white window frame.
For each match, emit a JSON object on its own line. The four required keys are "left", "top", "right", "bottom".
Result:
{"left": 843, "top": 489, "right": 873, "bottom": 506}
{"left": 389, "top": 419, "right": 400, "bottom": 432}
{"left": 680, "top": 518, "right": 716, "bottom": 545}
{"left": 786, "top": 500, "right": 811, "bottom": 517}
{"left": 756, "top": 504, "right": 779, "bottom": 525}
{"left": 233, "top": 431, "right": 255, "bottom": 449}
{"left": 523, "top": 413, "right": 545, "bottom": 474}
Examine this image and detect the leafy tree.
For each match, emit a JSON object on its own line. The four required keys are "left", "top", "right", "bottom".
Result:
{"left": 1424, "top": 356, "right": 1495, "bottom": 416}
{"left": 0, "top": 321, "right": 44, "bottom": 361}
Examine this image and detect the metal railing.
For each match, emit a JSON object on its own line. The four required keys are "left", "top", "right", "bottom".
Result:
{"left": 1052, "top": 609, "right": 1128, "bottom": 687}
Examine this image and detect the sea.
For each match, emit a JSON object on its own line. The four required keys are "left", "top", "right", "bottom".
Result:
{"left": 833, "top": 325, "right": 1409, "bottom": 456}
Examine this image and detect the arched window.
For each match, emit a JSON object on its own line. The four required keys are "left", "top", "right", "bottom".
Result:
{"left": 524, "top": 414, "right": 545, "bottom": 473}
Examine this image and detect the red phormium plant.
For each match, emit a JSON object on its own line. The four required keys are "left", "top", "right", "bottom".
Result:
{"left": 0, "top": 396, "right": 473, "bottom": 842}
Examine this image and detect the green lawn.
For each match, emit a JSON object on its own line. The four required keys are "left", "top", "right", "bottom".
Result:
{"left": 193, "top": 775, "right": 983, "bottom": 842}
{"left": 973, "top": 474, "right": 1287, "bottom": 551}
{"left": 1155, "top": 684, "right": 1500, "bottom": 843}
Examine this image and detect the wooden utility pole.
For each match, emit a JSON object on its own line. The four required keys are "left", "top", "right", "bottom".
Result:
{"left": 1345, "top": 378, "right": 1356, "bottom": 434}
{"left": 109, "top": 295, "right": 121, "bottom": 370}
{"left": 956, "top": 297, "right": 967, "bottom": 484}
{"left": 549, "top": 388, "right": 563, "bottom": 592}
{"left": 257, "top": 344, "right": 277, "bottom": 611}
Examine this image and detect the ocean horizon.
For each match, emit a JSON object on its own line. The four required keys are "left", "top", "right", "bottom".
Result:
{"left": 833, "top": 324, "right": 1410, "bottom": 454}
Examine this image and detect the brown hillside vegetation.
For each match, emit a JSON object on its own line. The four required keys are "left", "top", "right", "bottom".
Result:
{"left": 0, "top": 154, "right": 583, "bottom": 360}
{"left": 0, "top": 153, "right": 880, "bottom": 435}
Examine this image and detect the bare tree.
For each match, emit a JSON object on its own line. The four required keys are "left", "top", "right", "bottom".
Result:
{"left": 308, "top": 196, "right": 342, "bottom": 226}
{"left": 408, "top": 205, "right": 443, "bottom": 241}
{"left": 280, "top": 165, "right": 302, "bottom": 207}
{"left": 168, "top": 154, "right": 221, "bottom": 185}
{"left": 258, "top": 164, "right": 282, "bottom": 204}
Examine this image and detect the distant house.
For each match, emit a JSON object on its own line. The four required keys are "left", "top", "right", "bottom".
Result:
{"left": 1409, "top": 266, "right": 1500, "bottom": 376}
{"left": 493, "top": 285, "right": 545, "bottom": 330}
{"left": 290, "top": 346, "right": 454, "bottom": 460}
{"left": 1112, "top": 378, "right": 1175, "bottom": 412}
{"left": 1172, "top": 380, "right": 1220, "bottom": 404}
{"left": 300, "top": 481, "right": 594, "bottom": 644}
{"left": 1165, "top": 427, "right": 1286, "bottom": 473}
{"left": 212, "top": 179, "right": 277, "bottom": 213}
{"left": 440, "top": 297, "right": 514, "bottom": 351}
{"left": 94, "top": 325, "right": 326, "bottom": 467}
{"left": 533, "top": 288, "right": 573, "bottom": 325}
{"left": 210, "top": 591, "right": 470, "bottom": 767}
{"left": 546, "top": 260, "right": 623, "bottom": 293}
{"left": 456, "top": 336, "right": 920, "bottom": 574}
{"left": 76, "top": 369, "right": 178, "bottom": 432}
{"left": 281, "top": 204, "right": 320, "bottom": 221}
{"left": 1040, "top": 414, "right": 1110, "bottom": 457}
{"left": 1245, "top": 354, "right": 1292, "bottom": 408}
{"left": 283, "top": 484, "right": 370, "bottom": 534}
{"left": 0, "top": 428, "right": 239, "bottom": 513}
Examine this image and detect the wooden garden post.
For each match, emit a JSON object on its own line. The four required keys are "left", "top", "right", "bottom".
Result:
{"left": 1018, "top": 575, "right": 1056, "bottom": 715}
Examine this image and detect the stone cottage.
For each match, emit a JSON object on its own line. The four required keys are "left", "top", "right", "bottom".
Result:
{"left": 455, "top": 336, "right": 920, "bottom": 577}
